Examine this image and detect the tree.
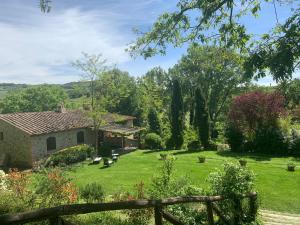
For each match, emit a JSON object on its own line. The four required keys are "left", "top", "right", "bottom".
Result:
{"left": 95, "top": 68, "right": 139, "bottom": 117}
{"left": 169, "top": 79, "right": 184, "bottom": 149}
{"left": 136, "top": 67, "right": 171, "bottom": 129}
{"left": 194, "top": 88, "right": 209, "bottom": 149}
{"left": 147, "top": 108, "right": 161, "bottom": 135}
{"left": 171, "top": 45, "right": 247, "bottom": 138}
{"left": 129, "top": 0, "right": 299, "bottom": 81}
{"left": 228, "top": 91, "right": 286, "bottom": 136}
{"left": 277, "top": 78, "right": 300, "bottom": 109}
{"left": 72, "top": 53, "right": 108, "bottom": 110}
{"left": 0, "top": 85, "right": 67, "bottom": 113}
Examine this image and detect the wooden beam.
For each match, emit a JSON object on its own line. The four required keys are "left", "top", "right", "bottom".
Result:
{"left": 154, "top": 205, "right": 163, "bottom": 225}
{"left": 0, "top": 193, "right": 257, "bottom": 225}
{"left": 206, "top": 201, "right": 214, "bottom": 225}
{"left": 162, "top": 210, "right": 185, "bottom": 225}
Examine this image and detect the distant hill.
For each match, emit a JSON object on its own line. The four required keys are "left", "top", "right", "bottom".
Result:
{"left": 0, "top": 83, "right": 29, "bottom": 99}
{"left": 0, "top": 81, "right": 90, "bottom": 99}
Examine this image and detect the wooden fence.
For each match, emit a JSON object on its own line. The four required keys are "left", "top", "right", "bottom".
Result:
{"left": 0, "top": 192, "right": 257, "bottom": 225}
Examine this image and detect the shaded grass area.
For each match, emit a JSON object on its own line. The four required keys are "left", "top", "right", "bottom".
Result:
{"left": 67, "top": 150, "right": 300, "bottom": 214}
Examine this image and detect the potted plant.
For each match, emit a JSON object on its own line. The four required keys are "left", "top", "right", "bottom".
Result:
{"left": 287, "top": 162, "right": 296, "bottom": 171}
{"left": 198, "top": 155, "right": 206, "bottom": 163}
{"left": 239, "top": 158, "right": 247, "bottom": 167}
{"left": 160, "top": 153, "right": 167, "bottom": 160}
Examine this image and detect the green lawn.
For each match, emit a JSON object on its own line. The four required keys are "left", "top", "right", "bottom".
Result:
{"left": 67, "top": 150, "right": 300, "bottom": 214}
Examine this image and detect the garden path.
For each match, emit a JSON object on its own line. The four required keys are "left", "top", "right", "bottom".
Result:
{"left": 261, "top": 210, "right": 300, "bottom": 225}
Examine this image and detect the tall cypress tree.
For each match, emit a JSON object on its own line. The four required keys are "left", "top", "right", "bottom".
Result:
{"left": 194, "top": 88, "right": 210, "bottom": 149}
{"left": 169, "top": 79, "right": 184, "bottom": 149}
{"left": 148, "top": 108, "right": 161, "bottom": 135}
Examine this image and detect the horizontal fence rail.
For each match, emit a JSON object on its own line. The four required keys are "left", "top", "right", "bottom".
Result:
{"left": 0, "top": 192, "right": 257, "bottom": 225}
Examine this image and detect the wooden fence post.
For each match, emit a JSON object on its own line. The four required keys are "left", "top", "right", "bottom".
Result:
{"left": 249, "top": 194, "right": 258, "bottom": 220}
{"left": 206, "top": 201, "right": 214, "bottom": 225}
{"left": 154, "top": 204, "right": 163, "bottom": 225}
{"left": 49, "top": 217, "right": 63, "bottom": 225}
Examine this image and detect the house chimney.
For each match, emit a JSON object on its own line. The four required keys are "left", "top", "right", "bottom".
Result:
{"left": 56, "top": 103, "right": 67, "bottom": 113}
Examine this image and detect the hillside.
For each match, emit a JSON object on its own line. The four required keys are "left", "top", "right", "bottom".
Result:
{"left": 0, "top": 81, "right": 89, "bottom": 100}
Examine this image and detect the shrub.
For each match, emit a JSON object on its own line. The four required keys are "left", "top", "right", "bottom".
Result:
{"left": 253, "top": 126, "right": 288, "bottom": 154}
{"left": 125, "top": 182, "right": 152, "bottom": 225}
{"left": 227, "top": 91, "right": 288, "bottom": 154}
{"left": 207, "top": 162, "right": 257, "bottom": 224}
{"left": 287, "top": 161, "right": 296, "bottom": 171}
{"left": 225, "top": 125, "right": 244, "bottom": 152}
{"left": 144, "top": 133, "right": 162, "bottom": 150}
{"left": 290, "top": 129, "right": 300, "bottom": 153}
{"left": 187, "top": 140, "right": 201, "bottom": 151}
{"left": 149, "top": 157, "right": 207, "bottom": 224}
{"left": 45, "top": 144, "right": 95, "bottom": 167}
{"left": 34, "top": 169, "right": 78, "bottom": 207}
{"left": 228, "top": 91, "right": 286, "bottom": 135}
{"left": 80, "top": 183, "right": 105, "bottom": 203}
{"left": 198, "top": 155, "right": 206, "bottom": 163}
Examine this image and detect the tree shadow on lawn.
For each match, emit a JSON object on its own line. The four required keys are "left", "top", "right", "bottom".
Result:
{"left": 215, "top": 151, "right": 300, "bottom": 162}
{"left": 172, "top": 149, "right": 205, "bottom": 156}
{"left": 215, "top": 151, "right": 272, "bottom": 161}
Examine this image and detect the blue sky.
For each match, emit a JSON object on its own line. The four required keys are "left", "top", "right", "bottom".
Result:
{"left": 0, "top": 0, "right": 298, "bottom": 84}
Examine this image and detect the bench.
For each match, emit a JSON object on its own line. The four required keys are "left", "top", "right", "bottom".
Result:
{"left": 92, "top": 157, "right": 102, "bottom": 164}
{"left": 112, "top": 153, "right": 119, "bottom": 162}
{"left": 103, "top": 158, "right": 113, "bottom": 167}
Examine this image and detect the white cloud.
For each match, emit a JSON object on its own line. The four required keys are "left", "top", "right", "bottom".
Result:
{"left": 0, "top": 5, "right": 132, "bottom": 84}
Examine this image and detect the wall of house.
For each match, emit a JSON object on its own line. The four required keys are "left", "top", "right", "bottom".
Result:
{"left": 0, "top": 120, "right": 32, "bottom": 168}
{"left": 31, "top": 128, "right": 95, "bottom": 162}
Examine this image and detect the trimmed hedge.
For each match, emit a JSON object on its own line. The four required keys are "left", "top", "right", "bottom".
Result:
{"left": 45, "top": 144, "right": 96, "bottom": 167}
{"left": 144, "top": 133, "right": 162, "bottom": 150}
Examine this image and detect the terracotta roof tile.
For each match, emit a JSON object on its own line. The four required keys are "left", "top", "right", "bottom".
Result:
{"left": 0, "top": 110, "right": 134, "bottom": 136}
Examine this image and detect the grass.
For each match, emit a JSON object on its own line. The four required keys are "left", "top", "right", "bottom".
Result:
{"left": 66, "top": 150, "right": 300, "bottom": 214}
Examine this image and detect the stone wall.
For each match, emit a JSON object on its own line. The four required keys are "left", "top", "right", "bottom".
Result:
{"left": 31, "top": 128, "right": 95, "bottom": 162}
{"left": 0, "top": 120, "right": 32, "bottom": 168}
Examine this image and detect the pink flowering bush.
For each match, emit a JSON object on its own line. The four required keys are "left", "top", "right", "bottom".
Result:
{"left": 229, "top": 91, "right": 286, "bottom": 136}
{"left": 226, "top": 91, "right": 288, "bottom": 153}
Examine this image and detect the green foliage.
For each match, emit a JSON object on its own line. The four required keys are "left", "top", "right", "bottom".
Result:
{"left": 136, "top": 67, "right": 171, "bottom": 131}
{"left": 147, "top": 108, "right": 161, "bottom": 135}
{"left": 149, "top": 157, "right": 207, "bottom": 224}
{"left": 73, "top": 212, "right": 128, "bottom": 225}
{"left": 144, "top": 133, "right": 162, "bottom": 150}
{"left": 187, "top": 140, "right": 202, "bottom": 151}
{"left": 278, "top": 79, "right": 300, "bottom": 109}
{"left": 253, "top": 126, "right": 288, "bottom": 154}
{"left": 194, "top": 88, "right": 210, "bottom": 149}
{"left": 72, "top": 52, "right": 108, "bottom": 110}
{"left": 0, "top": 85, "right": 68, "bottom": 113}
{"left": 172, "top": 45, "right": 247, "bottom": 144}
{"left": 208, "top": 162, "right": 257, "bottom": 224}
{"left": 290, "top": 129, "right": 300, "bottom": 153}
{"left": 169, "top": 79, "right": 184, "bottom": 149}
{"left": 129, "top": 0, "right": 298, "bottom": 81}
{"left": 225, "top": 125, "right": 245, "bottom": 152}
{"left": 124, "top": 182, "right": 152, "bottom": 225}
{"left": 45, "top": 144, "right": 95, "bottom": 167}
{"left": 198, "top": 155, "right": 206, "bottom": 163}
{"left": 245, "top": 8, "right": 300, "bottom": 81}
{"left": 96, "top": 68, "right": 140, "bottom": 117}
{"left": 33, "top": 169, "right": 78, "bottom": 208}
{"left": 80, "top": 183, "right": 105, "bottom": 203}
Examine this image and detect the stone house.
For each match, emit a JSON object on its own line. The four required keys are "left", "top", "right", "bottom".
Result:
{"left": 0, "top": 107, "right": 142, "bottom": 168}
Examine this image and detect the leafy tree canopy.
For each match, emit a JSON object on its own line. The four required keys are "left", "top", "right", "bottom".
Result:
{"left": 129, "top": 0, "right": 299, "bottom": 81}
{"left": 0, "top": 85, "right": 68, "bottom": 113}
{"left": 95, "top": 68, "right": 139, "bottom": 117}
{"left": 171, "top": 45, "right": 248, "bottom": 124}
